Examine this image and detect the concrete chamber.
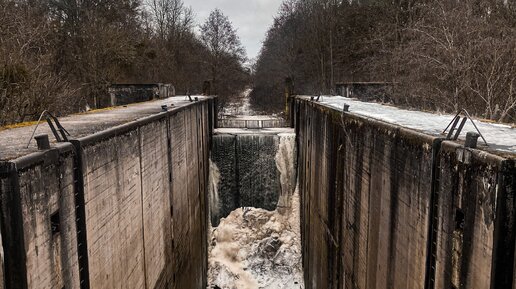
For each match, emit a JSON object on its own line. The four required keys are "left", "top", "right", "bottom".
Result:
{"left": 207, "top": 122, "right": 303, "bottom": 289}
{"left": 209, "top": 128, "right": 297, "bottom": 226}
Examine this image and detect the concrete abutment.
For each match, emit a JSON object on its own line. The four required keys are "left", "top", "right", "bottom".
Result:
{"left": 293, "top": 97, "right": 516, "bottom": 289}
{"left": 0, "top": 98, "right": 215, "bottom": 289}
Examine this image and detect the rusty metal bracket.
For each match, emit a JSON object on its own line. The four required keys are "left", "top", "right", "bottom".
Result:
{"left": 442, "top": 109, "right": 488, "bottom": 146}
{"left": 311, "top": 93, "right": 323, "bottom": 102}
{"left": 26, "top": 111, "right": 71, "bottom": 148}
{"left": 339, "top": 106, "right": 354, "bottom": 149}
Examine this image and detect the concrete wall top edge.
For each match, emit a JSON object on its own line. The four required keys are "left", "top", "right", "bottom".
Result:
{"left": 0, "top": 143, "right": 75, "bottom": 174}
{"left": 79, "top": 98, "right": 212, "bottom": 148}
{"left": 214, "top": 128, "right": 295, "bottom": 136}
{"left": 77, "top": 112, "right": 168, "bottom": 148}
{"left": 295, "top": 96, "right": 514, "bottom": 161}
{"left": 0, "top": 96, "right": 214, "bottom": 161}
{"left": 440, "top": 140, "right": 510, "bottom": 167}
{"left": 303, "top": 98, "right": 440, "bottom": 149}
{"left": 0, "top": 97, "right": 214, "bottom": 166}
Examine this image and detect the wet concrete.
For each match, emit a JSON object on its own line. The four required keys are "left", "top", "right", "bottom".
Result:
{"left": 294, "top": 96, "right": 516, "bottom": 289}
{"left": 0, "top": 97, "right": 215, "bottom": 289}
{"left": 210, "top": 127, "right": 295, "bottom": 226}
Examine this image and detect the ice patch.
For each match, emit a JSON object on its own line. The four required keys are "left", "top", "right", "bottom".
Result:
{"left": 313, "top": 95, "right": 516, "bottom": 154}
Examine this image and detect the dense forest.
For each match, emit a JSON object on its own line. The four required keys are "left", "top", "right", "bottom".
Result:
{"left": 2, "top": 0, "right": 516, "bottom": 125}
{"left": 0, "top": 0, "right": 249, "bottom": 125}
{"left": 252, "top": 0, "right": 516, "bottom": 123}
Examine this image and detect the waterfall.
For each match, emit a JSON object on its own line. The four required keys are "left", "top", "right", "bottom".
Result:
{"left": 209, "top": 159, "right": 221, "bottom": 221}
{"left": 208, "top": 130, "right": 303, "bottom": 288}
{"left": 275, "top": 133, "right": 297, "bottom": 211}
{"left": 238, "top": 134, "right": 279, "bottom": 211}
{"left": 210, "top": 130, "right": 297, "bottom": 223}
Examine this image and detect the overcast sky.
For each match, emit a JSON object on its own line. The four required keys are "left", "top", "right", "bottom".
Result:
{"left": 184, "top": 0, "right": 282, "bottom": 60}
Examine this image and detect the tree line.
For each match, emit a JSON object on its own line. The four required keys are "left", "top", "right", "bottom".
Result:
{"left": 252, "top": 0, "right": 516, "bottom": 123}
{"left": 0, "top": 0, "right": 249, "bottom": 125}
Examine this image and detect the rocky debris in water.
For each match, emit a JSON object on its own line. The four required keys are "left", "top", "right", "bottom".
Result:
{"left": 207, "top": 203, "right": 304, "bottom": 289}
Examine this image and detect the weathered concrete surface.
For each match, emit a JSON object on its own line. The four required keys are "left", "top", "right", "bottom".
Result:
{"left": 0, "top": 145, "right": 80, "bottom": 289}
{"left": 218, "top": 117, "right": 288, "bottom": 129}
{"left": 294, "top": 97, "right": 516, "bottom": 289}
{"left": 0, "top": 232, "right": 4, "bottom": 289}
{"left": 0, "top": 96, "right": 214, "bottom": 289}
{"left": 169, "top": 104, "right": 210, "bottom": 289}
{"left": 433, "top": 142, "right": 515, "bottom": 289}
{"left": 312, "top": 95, "right": 516, "bottom": 154}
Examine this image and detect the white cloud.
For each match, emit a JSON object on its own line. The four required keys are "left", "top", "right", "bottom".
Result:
{"left": 184, "top": 0, "right": 282, "bottom": 59}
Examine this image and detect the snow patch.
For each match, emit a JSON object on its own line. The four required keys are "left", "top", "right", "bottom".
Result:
{"left": 221, "top": 89, "right": 256, "bottom": 116}
{"left": 310, "top": 95, "right": 516, "bottom": 153}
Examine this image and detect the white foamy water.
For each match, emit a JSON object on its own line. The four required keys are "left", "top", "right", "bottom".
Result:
{"left": 207, "top": 188, "right": 304, "bottom": 289}
{"left": 275, "top": 133, "right": 297, "bottom": 211}
{"left": 207, "top": 131, "right": 303, "bottom": 289}
{"left": 209, "top": 159, "right": 221, "bottom": 219}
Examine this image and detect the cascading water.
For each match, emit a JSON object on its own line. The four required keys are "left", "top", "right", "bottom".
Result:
{"left": 207, "top": 131, "right": 304, "bottom": 289}
{"left": 210, "top": 130, "right": 290, "bottom": 225}
{"left": 275, "top": 133, "right": 297, "bottom": 212}
{"left": 238, "top": 134, "right": 280, "bottom": 210}
{"left": 209, "top": 159, "right": 221, "bottom": 222}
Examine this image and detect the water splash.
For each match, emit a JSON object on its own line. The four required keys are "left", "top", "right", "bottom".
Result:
{"left": 207, "top": 132, "right": 303, "bottom": 289}
{"left": 207, "top": 189, "right": 304, "bottom": 289}
{"left": 275, "top": 133, "right": 297, "bottom": 212}
{"left": 209, "top": 159, "right": 221, "bottom": 220}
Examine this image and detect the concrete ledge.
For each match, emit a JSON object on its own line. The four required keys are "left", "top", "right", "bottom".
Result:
{"left": 0, "top": 96, "right": 213, "bottom": 161}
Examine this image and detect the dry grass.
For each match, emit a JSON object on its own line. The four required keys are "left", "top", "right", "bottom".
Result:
{"left": 0, "top": 121, "right": 40, "bottom": 132}
{"left": 0, "top": 107, "right": 116, "bottom": 131}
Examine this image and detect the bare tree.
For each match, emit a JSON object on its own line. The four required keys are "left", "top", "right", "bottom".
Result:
{"left": 252, "top": 0, "right": 516, "bottom": 122}
{"left": 0, "top": 1, "right": 73, "bottom": 125}
{"left": 200, "top": 9, "right": 249, "bottom": 102}
{"left": 0, "top": 0, "right": 216, "bottom": 125}
{"left": 147, "top": 0, "right": 193, "bottom": 41}
{"left": 200, "top": 9, "right": 246, "bottom": 62}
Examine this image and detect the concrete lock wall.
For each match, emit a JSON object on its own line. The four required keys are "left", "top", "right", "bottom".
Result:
{"left": 0, "top": 99, "right": 213, "bottom": 289}
{"left": 294, "top": 98, "right": 516, "bottom": 289}
{"left": 0, "top": 145, "right": 80, "bottom": 289}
